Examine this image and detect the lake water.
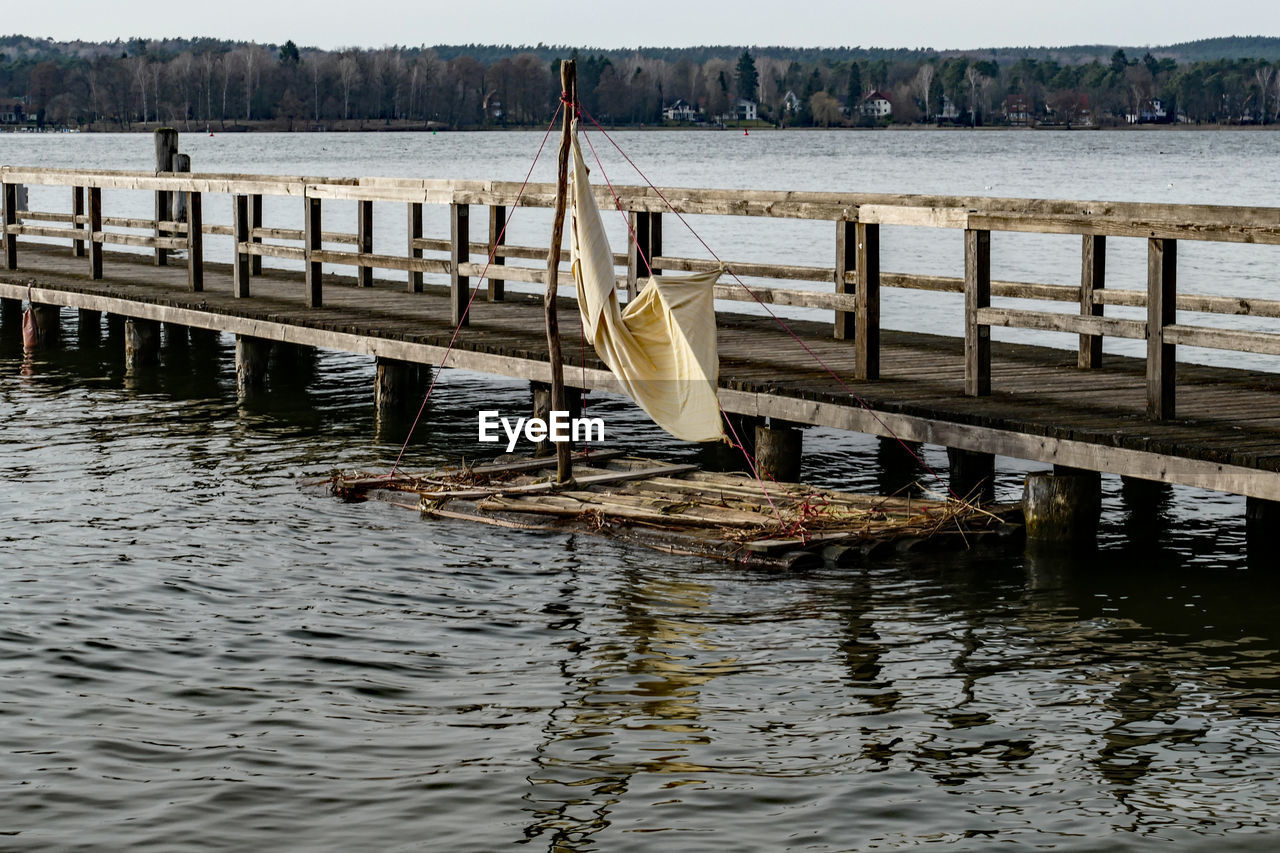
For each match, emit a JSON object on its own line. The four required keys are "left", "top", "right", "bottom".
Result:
{"left": 3, "top": 130, "right": 1280, "bottom": 850}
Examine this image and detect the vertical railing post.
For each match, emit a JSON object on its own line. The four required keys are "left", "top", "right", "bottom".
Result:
{"left": 187, "top": 191, "right": 203, "bottom": 292}
{"left": 87, "top": 187, "right": 103, "bottom": 279}
{"left": 488, "top": 204, "right": 506, "bottom": 301}
{"left": 249, "top": 194, "right": 263, "bottom": 276}
{"left": 627, "top": 210, "right": 649, "bottom": 299}
{"left": 233, "top": 194, "right": 250, "bottom": 298}
{"left": 2, "top": 181, "right": 16, "bottom": 270}
{"left": 648, "top": 212, "right": 663, "bottom": 280}
{"left": 1079, "top": 234, "right": 1105, "bottom": 368}
{"left": 154, "top": 128, "right": 178, "bottom": 266}
{"left": 408, "top": 202, "right": 423, "bottom": 293}
{"left": 854, "top": 221, "right": 880, "bottom": 380}
{"left": 305, "top": 195, "right": 323, "bottom": 307}
{"left": 1147, "top": 237, "right": 1177, "bottom": 420}
{"left": 72, "top": 186, "right": 86, "bottom": 257}
{"left": 964, "top": 228, "right": 991, "bottom": 397}
{"left": 450, "top": 202, "right": 470, "bottom": 327}
{"left": 357, "top": 199, "right": 373, "bottom": 287}
{"left": 833, "top": 220, "right": 855, "bottom": 340}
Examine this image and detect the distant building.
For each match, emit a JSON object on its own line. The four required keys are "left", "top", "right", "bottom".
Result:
{"left": 0, "top": 99, "right": 27, "bottom": 124}
{"left": 733, "top": 99, "right": 758, "bottom": 122}
{"left": 859, "top": 90, "right": 892, "bottom": 119}
{"left": 662, "top": 98, "right": 700, "bottom": 122}
{"left": 937, "top": 95, "right": 960, "bottom": 122}
{"left": 781, "top": 90, "right": 801, "bottom": 114}
{"left": 1004, "top": 94, "right": 1031, "bottom": 125}
{"left": 1127, "top": 98, "right": 1168, "bottom": 124}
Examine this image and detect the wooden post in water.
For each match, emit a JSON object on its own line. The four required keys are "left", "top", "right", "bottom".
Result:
{"left": 78, "top": 309, "right": 102, "bottom": 346}
{"left": 544, "top": 59, "right": 577, "bottom": 485}
{"left": 1, "top": 297, "right": 21, "bottom": 332}
{"left": 28, "top": 305, "right": 62, "bottom": 348}
{"left": 755, "top": 420, "right": 803, "bottom": 482}
{"left": 235, "top": 336, "right": 271, "bottom": 397}
{"left": 376, "top": 358, "right": 431, "bottom": 421}
{"left": 153, "top": 128, "right": 178, "bottom": 266}
{"left": 124, "top": 318, "right": 161, "bottom": 369}
{"left": 1023, "top": 469, "right": 1100, "bottom": 549}
{"left": 948, "top": 448, "right": 995, "bottom": 504}
{"left": 1079, "top": 235, "right": 1105, "bottom": 368}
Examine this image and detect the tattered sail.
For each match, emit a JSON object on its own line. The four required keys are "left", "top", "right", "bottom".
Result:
{"left": 568, "top": 124, "right": 726, "bottom": 443}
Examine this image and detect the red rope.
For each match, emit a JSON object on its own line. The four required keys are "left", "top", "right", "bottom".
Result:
{"left": 577, "top": 104, "right": 958, "bottom": 501}
{"left": 388, "top": 103, "right": 563, "bottom": 478}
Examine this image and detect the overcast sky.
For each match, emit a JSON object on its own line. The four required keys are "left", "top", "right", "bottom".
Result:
{"left": 4, "top": 0, "right": 1278, "bottom": 51}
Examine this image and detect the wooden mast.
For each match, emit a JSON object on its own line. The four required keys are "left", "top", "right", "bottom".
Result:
{"left": 545, "top": 59, "right": 576, "bottom": 485}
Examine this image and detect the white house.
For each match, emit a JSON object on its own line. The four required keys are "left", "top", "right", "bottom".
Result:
{"left": 733, "top": 99, "right": 758, "bottom": 122}
{"left": 859, "top": 90, "right": 892, "bottom": 119}
{"left": 781, "top": 90, "right": 801, "bottom": 114}
{"left": 663, "top": 98, "right": 700, "bottom": 122}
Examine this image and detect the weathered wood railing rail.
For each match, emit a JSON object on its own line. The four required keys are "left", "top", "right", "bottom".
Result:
{"left": 5, "top": 165, "right": 1280, "bottom": 423}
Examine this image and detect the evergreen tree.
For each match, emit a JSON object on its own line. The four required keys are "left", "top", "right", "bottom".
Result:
{"left": 736, "top": 49, "right": 758, "bottom": 101}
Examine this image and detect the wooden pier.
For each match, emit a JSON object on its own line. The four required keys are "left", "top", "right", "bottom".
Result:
{"left": 5, "top": 147, "right": 1280, "bottom": 537}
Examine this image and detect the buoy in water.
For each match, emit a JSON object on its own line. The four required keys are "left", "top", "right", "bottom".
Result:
{"left": 744, "top": 129, "right": 749, "bottom": 136}
{"left": 21, "top": 307, "right": 39, "bottom": 351}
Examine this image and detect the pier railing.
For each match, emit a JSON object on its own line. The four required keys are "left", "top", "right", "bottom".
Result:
{"left": 5, "top": 164, "right": 1280, "bottom": 421}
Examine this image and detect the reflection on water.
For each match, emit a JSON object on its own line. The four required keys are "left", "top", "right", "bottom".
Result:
{"left": 4, "top": 306, "right": 1280, "bottom": 849}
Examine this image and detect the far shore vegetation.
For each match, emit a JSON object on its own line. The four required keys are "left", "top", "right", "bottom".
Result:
{"left": 2, "top": 35, "right": 1279, "bottom": 133}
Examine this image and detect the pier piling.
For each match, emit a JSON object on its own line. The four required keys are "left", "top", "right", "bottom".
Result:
{"left": 124, "top": 318, "right": 161, "bottom": 369}
{"left": 531, "top": 381, "right": 583, "bottom": 456}
{"left": 375, "top": 357, "right": 431, "bottom": 420}
{"left": 28, "top": 304, "right": 62, "bottom": 348}
{"left": 235, "top": 335, "right": 272, "bottom": 397}
{"left": 948, "top": 448, "right": 996, "bottom": 504}
{"left": 755, "top": 420, "right": 803, "bottom": 482}
{"left": 77, "top": 309, "right": 102, "bottom": 346}
{"left": 1023, "top": 468, "right": 1102, "bottom": 548}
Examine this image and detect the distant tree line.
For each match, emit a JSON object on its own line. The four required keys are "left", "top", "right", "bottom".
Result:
{"left": 1, "top": 35, "right": 1279, "bottom": 130}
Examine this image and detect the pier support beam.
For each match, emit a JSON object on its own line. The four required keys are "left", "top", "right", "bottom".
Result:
{"left": 124, "top": 318, "right": 161, "bottom": 370}
{"left": 755, "top": 420, "right": 802, "bottom": 482}
{"left": 375, "top": 357, "right": 430, "bottom": 420}
{"left": 235, "top": 335, "right": 272, "bottom": 397}
{"left": 1119, "top": 475, "right": 1171, "bottom": 547}
{"left": 1, "top": 297, "right": 21, "bottom": 333}
{"left": 78, "top": 309, "right": 102, "bottom": 347}
{"left": 948, "top": 448, "right": 995, "bottom": 504}
{"left": 531, "top": 381, "right": 583, "bottom": 456}
{"left": 1246, "top": 498, "right": 1280, "bottom": 564}
{"left": 877, "top": 436, "right": 924, "bottom": 496}
{"left": 27, "top": 304, "right": 63, "bottom": 349}
{"left": 1022, "top": 468, "right": 1101, "bottom": 549}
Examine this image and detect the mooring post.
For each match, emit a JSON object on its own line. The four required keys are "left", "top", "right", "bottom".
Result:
{"left": 77, "top": 309, "right": 102, "bottom": 346}
{"left": 530, "top": 381, "right": 584, "bottom": 456}
{"left": 235, "top": 335, "right": 272, "bottom": 397}
{"left": 124, "top": 318, "right": 161, "bottom": 370}
{"left": 1022, "top": 467, "right": 1101, "bottom": 548}
{"left": 755, "top": 419, "right": 803, "bottom": 482}
{"left": 488, "top": 205, "right": 506, "bottom": 301}
{"left": 948, "top": 448, "right": 995, "bottom": 504}
{"left": 153, "top": 128, "right": 178, "bottom": 267}
{"left": 375, "top": 357, "right": 431, "bottom": 420}
{"left": 1079, "top": 234, "right": 1106, "bottom": 368}
{"left": 357, "top": 199, "right": 373, "bottom": 287}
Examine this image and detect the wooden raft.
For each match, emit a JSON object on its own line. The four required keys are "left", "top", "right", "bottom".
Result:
{"left": 329, "top": 453, "right": 1021, "bottom": 569}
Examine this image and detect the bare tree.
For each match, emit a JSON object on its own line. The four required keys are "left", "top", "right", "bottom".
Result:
{"left": 914, "top": 63, "right": 935, "bottom": 118}
{"left": 338, "top": 54, "right": 362, "bottom": 120}
{"left": 1256, "top": 64, "right": 1275, "bottom": 124}
{"left": 125, "top": 55, "right": 149, "bottom": 123}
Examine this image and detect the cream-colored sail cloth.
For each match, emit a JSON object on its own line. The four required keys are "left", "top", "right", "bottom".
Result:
{"left": 569, "top": 128, "right": 725, "bottom": 443}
